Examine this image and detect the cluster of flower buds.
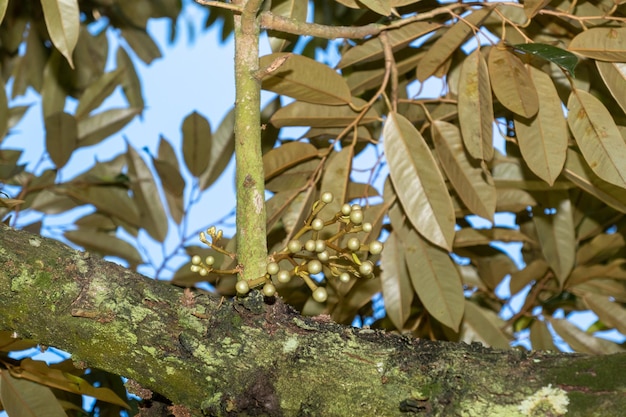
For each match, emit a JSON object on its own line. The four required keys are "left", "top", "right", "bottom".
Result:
{"left": 192, "top": 192, "right": 384, "bottom": 302}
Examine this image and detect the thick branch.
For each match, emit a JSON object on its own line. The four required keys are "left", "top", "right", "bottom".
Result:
{"left": 1, "top": 225, "right": 625, "bottom": 417}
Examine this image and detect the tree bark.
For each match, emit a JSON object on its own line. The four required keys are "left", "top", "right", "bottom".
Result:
{"left": 0, "top": 225, "right": 624, "bottom": 417}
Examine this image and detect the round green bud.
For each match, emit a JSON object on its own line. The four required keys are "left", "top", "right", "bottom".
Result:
{"left": 304, "top": 239, "right": 316, "bottom": 252}
{"left": 199, "top": 268, "right": 208, "bottom": 277}
{"left": 277, "top": 270, "right": 292, "bottom": 283}
{"left": 349, "top": 210, "right": 363, "bottom": 225}
{"left": 341, "top": 204, "right": 352, "bottom": 215}
{"left": 369, "top": 241, "right": 384, "bottom": 255}
{"left": 317, "top": 250, "right": 330, "bottom": 262}
{"left": 191, "top": 255, "right": 202, "bottom": 265}
{"left": 205, "top": 256, "right": 215, "bottom": 266}
{"left": 235, "top": 280, "right": 250, "bottom": 295}
{"left": 362, "top": 222, "right": 373, "bottom": 233}
{"left": 267, "top": 262, "right": 280, "bottom": 275}
{"left": 288, "top": 239, "right": 302, "bottom": 253}
{"left": 311, "top": 218, "right": 325, "bottom": 231}
{"left": 190, "top": 265, "right": 201, "bottom": 273}
{"left": 315, "top": 239, "right": 326, "bottom": 253}
{"left": 339, "top": 272, "right": 351, "bottom": 283}
{"left": 263, "top": 283, "right": 277, "bottom": 297}
{"left": 308, "top": 260, "right": 323, "bottom": 275}
{"left": 359, "top": 261, "right": 374, "bottom": 276}
{"left": 347, "top": 237, "right": 361, "bottom": 251}
{"left": 321, "top": 192, "right": 334, "bottom": 204}
{"left": 312, "top": 287, "right": 328, "bottom": 303}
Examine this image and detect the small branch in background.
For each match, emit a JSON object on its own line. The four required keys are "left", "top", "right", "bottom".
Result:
{"left": 194, "top": 0, "right": 243, "bottom": 13}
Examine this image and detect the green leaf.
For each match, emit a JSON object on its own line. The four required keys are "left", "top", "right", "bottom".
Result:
{"left": 270, "top": 99, "right": 380, "bottom": 128}
{"left": 568, "top": 27, "right": 626, "bottom": 62}
{"left": 199, "top": 108, "right": 235, "bottom": 190}
{"left": 77, "top": 108, "right": 141, "bottom": 147}
{"left": 380, "top": 232, "right": 413, "bottom": 329}
{"left": 529, "top": 319, "right": 557, "bottom": 351}
{"left": 182, "top": 111, "right": 212, "bottom": 177}
{"left": 153, "top": 136, "right": 185, "bottom": 224}
{"left": 533, "top": 191, "right": 575, "bottom": 286}
{"left": 596, "top": 61, "right": 626, "bottom": 116}
{"left": 549, "top": 318, "right": 624, "bottom": 354}
{"left": 0, "top": 82, "right": 8, "bottom": 140}
{"left": 40, "top": 0, "right": 79, "bottom": 68}
{"left": 318, "top": 146, "right": 353, "bottom": 235}
{"left": 358, "top": 0, "right": 391, "bottom": 16}
{"left": 383, "top": 112, "right": 455, "bottom": 250}
{"left": 509, "top": 259, "right": 549, "bottom": 295}
{"left": 488, "top": 46, "right": 539, "bottom": 118}
{"left": 462, "top": 301, "right": 511, "bottom": 348}
{"left": 263, "top": 141, "right": 319, "bottom": 181}
{"left": 268, "top": 0, "right": 307, "bottom": 53}
{"left": 41, "top": 53, "right": 67, "bottom": 119}
{"left": 0, "top": 0, "right": 7, "bottom": 24}
{"left": 514, "top": 66, "right": 568, "bottom": 185}
{"left": 120, "top": 27, "right": 162, "bottom": 65}
{"left": 117, "top": 47, "right": 145, "bottom": 110}
{"left": 61, "top": 186, "right": 140, "bottom": 227}
{"left": 457, "top": 49, "right": 493, "bottom": 161}
{"left": 0, "top": 371, "right": 67, "bottom": 417}
{"left": 583, "top": 293, "right": 626, "bottom": 335}
{"left": 432, "top": 120, "right": 496, "bottom": 221}
{"left": 65, "top": 229, "right": 143, "bottom": 265}
{"left": 513, "top": 43, "right": 578, "bottom": 75}
{"left": 260, "top": 53, "right": 352, "bottom": 105}
{"left": 416, "top": 7, "right": 492, "bottom": 81}
{"left": 567, "top": 89, "right": 626, "bottom": 189}
{"left": 45, "top": 112, "right": 77, "bottom": 168}
{"left": 75, "top": 69, "right": 124, "bottom": 119}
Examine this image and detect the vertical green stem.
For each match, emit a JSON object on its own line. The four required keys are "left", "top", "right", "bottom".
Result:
{"left": 233, "top": 0, "right": 267, "bottom": 282}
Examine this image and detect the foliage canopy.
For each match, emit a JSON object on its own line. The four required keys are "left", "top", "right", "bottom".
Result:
{"left": 0, "top": 0, "right": 626, "bottom": 414}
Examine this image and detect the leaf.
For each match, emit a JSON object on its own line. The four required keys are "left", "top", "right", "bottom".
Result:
{"left": 576, "top": 232, "right": 625, "bottom": 265}
{"left": 568, "top": 28, "right": 626, "bottom": 62}
{"left": 263, "top": 141, "right": 319, "bottom": 181}
{"left": 359, "top": 0, "right": 391, "bottom": 16}
{"left": 563, "top": 149, "right": 626, "bottom": 213}
{"left": 318, "top": 146, "right": 353, "bottom": 235}
{"left": 596, "top": 61, "right": 626, "bottom": 116}
{"left": 383, "top": 112, "right": 455, "bottom": 250}
{"left": 117, "top": 47, "right": 145, "bottom": 110}
{"left": 40, "top": 0, "right": 79, "bottom": 68}
{"left": 0, "top": 371, "right": 67, "bottom": 417}
{"left": 65, "top": 229, "right": 143, "bottom": 265}
{"left": 461, "top": 301, "right": 511, "bottom": 348}
{"left": 45, "top": 112, "right": 77, "bottom": 168}
{"left": 416, "top": 7, "right": 492, "bottom": 81}
{"left": 127, "top": 145, "right": 168, "bottom": 242}
{"left": 268, "top": 0, "right": 307, "bottom": 53}
{"left": 549, "top": 318, "right": 624, "bottom": 354}
{"left": 380, "top": 232, "right": 413, "bottom": 329}
{"left": 77, "top": 108, "right": 141, "bottom": 147}
{"left": 260, "top": 53, "right": 352, "bottom": 105}
{"left": 182, "top": 111, "right": 212, "bottom": 177}
{"left": 513, "top": 43, "right": 578, "bottom": 75}
{"left": 583, "top": 293, "right": 626, "bottom": 335}
{"left": 509, "top": 259, "right": 549, "bottom": 295}
{"left": 529, "top": 320, "right": 557, "bottom": 351}
{"left": 523, "top": 0, "right": 551, "bottom": 18}
{"left": 61, "top": 186, "right": 140, "bottom": 227}
{"left": 514, "top": 66, "right": 568, "bottom": 185}
{"left": 199, "top": 108, "right": 235, "bottom": 190}
{"left": 266, "top": 159, "right": 318, "bottom": 192}
{"left": 533, "top": 191, "right": 575, "bottom": 286}
{"left": 153, "top": 136, "right": 185, "bottom": 224}
{"left": 270, "top": 99, "right": 380, "bottom": 128}
{"left": 41, "top": 53, "right": 67, "bottom": 119}
{"left": 0, "top": 84, "right": 7, "bottom": 140}
{"left": 432, "top": 120, "right": 496, "bottom": 221}
{"left": 457, "top": 49, "right": 493, "bottom": 160}
{"left": 454, "top": 227, "right": 535, "bottom": 248}
{"left": 75, "top": 69, "right": 124, "bottom": 119}
{"left": 120, "top": 27, "right": 162, "bottom": 65}
{"left": 567, "top": 89, "right": 626, "bottom": 189}
{"left": 488, "top": 46, "right": 539, "bottom": 118}
{"left": 0, "top": 0, "right": 7, "bottom": 24}
{"left": 338, "top": 21, "right": 439, "bottom": 68}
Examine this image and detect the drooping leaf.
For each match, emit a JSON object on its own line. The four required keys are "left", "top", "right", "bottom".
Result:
{"left": 596, "top": 61, "right": 626, "bottom": 116}
{"left": 529, "top": 319, "right": 557, "bottom": 351}
{"left": 380, "top": 232, "right": 413, "bottom": 329}
{"left": 416, "top": 7, "right": 492, "bottom": 81}
{"left": 454, "top": 227, "right": 535, "bottom": 248}
{"left": 117, "top": 47, "right": 145, "bottom": 110}
{"left": 383, "top": 112, "right": 455, "bottom": 250}
{"left": 265, "top": 159, "right": 318, "bottom": 192}
{"left": 61, "top": 186, "right": 140, "bottom": 227}
{"left": 45, "top": 112, "right": 77, "bottom": 169}
{"left": 514, "top": 66, "right": 568, "bottom": 185}
{"left": 432, "top": 120, "right": 496, "bottom": 221}
{"left": 457, "top": 49, "right": 493, "bottom": 161}
{"left": 0, "top": 1, "right": 7, "bottom": 24}
{"left": 0, "top": 370, "right": 67, "bottom": 417}
{"left": 567, "top": 89, "right": 626, "bottom": 189}
{"left": 533, "top": 191, "right": 575, "bottom": 286}
{"left": 41, "top": 53, "right": 67, "bottom": 119}
{"left": 359, "top": 0, "right": 391, "bottom": 15}
{"left": 40, "top": 0, "right": 80, "bottom": 68}
{"left": 153, "top": 136, "right": 185, "bottom": 224}
{"left": 65, "top": 229, "right": 143, "bottom": 265}
{"left": 488, "top": 46, "right": 539, "bottom": 118}
{"left": 75, "top": 69, "right": 124, "bottom": 119}
{"left": 318, "top": 146, "right": 353, "bottom": 235}
{"left": 77, "top": 108, "right": 141, "bottom": 147}
{"left": 260, "top": 53, "right": 352, "bottom": 105}
{"left": 513, "top": 43, "right": 578, "bottom": 75}
{"left": 263, "top": 141, "right": 319, "bottom": 181}
{"left": 199, "top": 108, "right": 235, "bottom": 190}
{"left": 126, "top": 145, "right": 169, "bottom": 242}
{"left": 0, "top": 83, "right": 7, "bottom": 140}
{"left": 523, "top": 0, "right": 551, "bottom": 18}
{"left": 509, "top": 259, "right": 549, "bottom": 295}
{"left": 461, "top": 301, "right": 511, "bottom": 348}
{"left": 576, "top": 233, "right": 625, "bottom": 266}
{"left": 120, "top": 27, "right": 162, "bottom": 65}
{"left": 182, "top": 111, "right": 212, "bottom": 177}
{"left": 583, "top": 293, "right": 626, "bottom": 335}
{"left": 268, "top": 0, "right": 307, "bottom": 53}
{"left": 549, "top": 318, "right": 624, "bottom": 354}
{"left": 270, "top": 99, "right": 380, "bottom": 128}
{"left": 568, "top": 27, "right": 626, "bottom": 62}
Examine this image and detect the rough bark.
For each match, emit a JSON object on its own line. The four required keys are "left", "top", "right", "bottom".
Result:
{"left": 0, "top": 224, "right": 625, "bottom": 417}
